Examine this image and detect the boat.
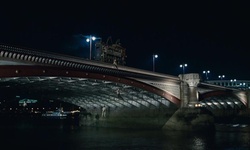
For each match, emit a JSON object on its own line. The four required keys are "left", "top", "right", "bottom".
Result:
{"left": 41, "top": 108, "right": 67, "bottom": 119}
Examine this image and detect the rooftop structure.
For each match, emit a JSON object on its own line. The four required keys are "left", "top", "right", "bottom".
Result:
{"left": 95, "top": 36, "right": 126, "bottom": 65}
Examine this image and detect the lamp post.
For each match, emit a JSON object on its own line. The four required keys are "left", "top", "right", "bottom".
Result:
{"left": 230, "top": 79, "right": 236, "bottom": 82}
{"left": 180, "top": 63, "right": 187, "bottom": 74}
{"left": 230, "top": 79, "right": 237, "bottom": 87}
{"left": 203, "top": 70, "right": 210, "bottom": 80}
{"left": 86, "top": 35, "right": 97, "bottom": 60}
{"left": 218, "top": 75, "right": 225, "bottom": 80}
{"left": 152, "top": 54, "right": 158, "bottom": 72}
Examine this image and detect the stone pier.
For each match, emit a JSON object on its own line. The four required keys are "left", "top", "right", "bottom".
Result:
{"left": 162, "top": 73, "right": 215, "bottom": 132}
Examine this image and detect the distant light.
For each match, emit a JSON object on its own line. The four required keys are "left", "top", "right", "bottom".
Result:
{"left": 203, "top": 70, "right": 210, "bottom": 73}
{"left": 154, "top": 54, "right": 158, "bottom": 58}
{"left": 218, "top": 75, "right": 225, "bottom": 79}
{"left": 180, "top": 64, "right": 187, "bottom": 67}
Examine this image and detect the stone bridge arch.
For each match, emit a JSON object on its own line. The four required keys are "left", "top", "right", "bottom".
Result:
{"left": 0, "top": 65, "right": 181, "bottom": 109}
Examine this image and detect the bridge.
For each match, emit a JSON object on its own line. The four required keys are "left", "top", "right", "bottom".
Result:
{"left": 206, "top": 80, "right": 250, "bottom": 90}
{"left": 0, "top": 44, "right": 249, "bottom": 129}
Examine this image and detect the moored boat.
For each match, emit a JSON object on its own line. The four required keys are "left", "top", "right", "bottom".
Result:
{"left": 42, "top": 108, "right": 67, "bottom": 119}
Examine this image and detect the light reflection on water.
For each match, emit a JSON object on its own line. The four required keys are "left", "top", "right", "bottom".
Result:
{"left": 0, "top": 118, "right": 250, "bottom": 150}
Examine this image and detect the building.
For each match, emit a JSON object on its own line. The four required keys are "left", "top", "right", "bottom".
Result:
{"left": 95, "top": 36, "right": 126, "bottom": 66}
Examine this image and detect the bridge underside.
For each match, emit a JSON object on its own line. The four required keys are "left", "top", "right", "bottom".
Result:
{"left": 0, "top": 76, "right": 177, "bottom": 110}
{"left": 200, "top": 95, "right": 245, "bottom": 110}
{"left": 197, "top": 85, "right": 247, "bottom": 110}
{"left": 0, "top": 65, "right": 180, "bottom": 129}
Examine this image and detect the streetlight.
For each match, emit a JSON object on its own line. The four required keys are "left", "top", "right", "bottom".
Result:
{"left": 230, "top": 79, "right": 237, "bottom": 87}
{"left": 230, "top": 79, "right": 236, "bottom": 82}
{"left": 203, "top": 70, "right": 210, "bottom": 80}
{"left": 218, "top": 75, "right": 225, "bottom": 80}
{"left": 86, "top": 35, "right": 100, "bottom": 60}
{"left": 152, "top": 54, "right": 158, "bottom": 72}
{"left": 180, "top": 63, "right": 187, "bottom": 74}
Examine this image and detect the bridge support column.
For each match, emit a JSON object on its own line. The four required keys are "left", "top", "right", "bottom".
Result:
{"left": 162, "top": 73, "right": 215, "bottom": 131}
{"left": 179, "top": 73, "right": 200, "bottom": 107}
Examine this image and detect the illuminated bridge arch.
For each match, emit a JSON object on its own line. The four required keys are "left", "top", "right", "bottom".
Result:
{"left": 0, "top": 65, "right": 180, "bottom": 110}
{"left": 197, "top": 85, "right": 247, "bottom": 111}
{"left": 0, "top": 44, "right": 248, "bottom": 111}
{"left": 0, "top": 44, "right": 182, "bottom": 110}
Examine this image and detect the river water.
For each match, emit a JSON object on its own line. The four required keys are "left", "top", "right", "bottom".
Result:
{"left": 0, "top": 117, "right": 250, "bottom": 150}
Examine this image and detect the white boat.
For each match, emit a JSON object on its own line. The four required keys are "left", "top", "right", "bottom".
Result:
{"left": 42, "top": 108, "right": 67, "bottom": 119}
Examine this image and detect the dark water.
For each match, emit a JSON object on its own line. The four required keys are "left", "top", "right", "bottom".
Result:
{"left": 0, "top": 117, "right": 250, "bottom": 150}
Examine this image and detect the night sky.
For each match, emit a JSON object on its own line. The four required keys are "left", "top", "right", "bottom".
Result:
{"left": 0, "top": 1, "right": 249, "bottom": 80}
